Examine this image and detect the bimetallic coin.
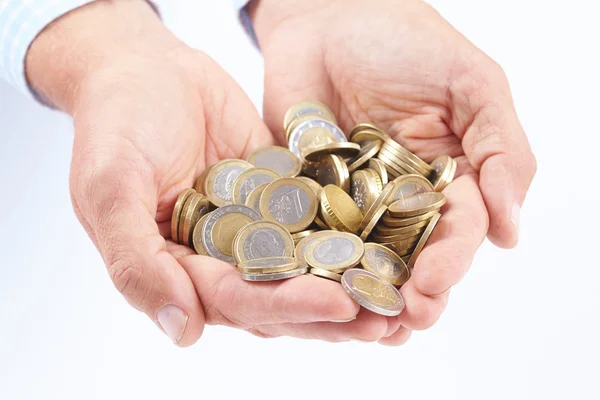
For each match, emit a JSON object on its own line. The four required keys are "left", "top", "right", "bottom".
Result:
{"left": 313, "top": 216, "right": 329, "bottom": 230}
{"left": 232, "top": 167, "right": 280, "bottom": 205}
{"left": 309, "top": 267, "right": 343, "bottom": 283}
{"left": 244, "top": 182, "right": 269, "bottom": 213}
{"left": 233, "top": 220, "right": 294, "bottom": 264}
{"left": 362, "top": 243, "right": 410, "bottom": 286}
{"left": 349, "top": 124, "right": 389, "bottom": 145}
{"left": 388, "top": 192, "right": 446, "bottom": 218}
{"left": 408, "top": 212, "right": 441, "bottom": 269}
{"left": 377, "top": 151, "right": 411, "bottom": 176}
{"left": 295, "top": 177, "right": 323, "bottom": 198}
{"left": 320, "top": 185, "right": 363, "bottom": 233}
{"left": 372, "top": 230, "right": 424, "bottom": 244}
{"left": 374, "top": 218, "right": 431, "bottom": 236}
{"left": 291, "top": 229, "right": 319, "bottom": 244}
{"left": 381, "top": 137, "right": 432, "bottom": 175}
{"left": 246, "top": 146, "right": 302, "bottom": 178}
{"left": 194, "top": 169, "right": 209, "bottom": 194}
{"left": 384, "top": 242, "right": 418, "bottom": 257}
{"left": 351, "top": 170, "right": 381, "bottom": 214}
{"left": 202, "top": 204, "right": 262, "bottom": 264}
{"left": 341, "top": 269, "right": 405, "bottom": 316}
{"left": 192, "top": 212, "right": 212, "bottom": 255}
{"left": 381, "top": 210, "right": 438, "bottom": 227}
{"left": 429, "top": 155, "right": 457, "bottom": 192}
{"left": 238, "top": 257, "right": 298, "bottom": 274}
{"left": 171, "top": 188, "right": 195, "bottom": 243}
{"left": 304, "top": 232, "right": 364, "bottom": 271}
{"left": 359, "top": 204, "right": 388, "bottom": 241}
{"left": 259, "top": 178, "right": 318, "bottom": 233}
{"left": 204, "top": 159, "right": 253, "bottom": 207}
{"left": 358, "top": 182, "right": 395, "bottom": 233}
{"left": 386, "top": 174, "right": 434, "bottom": 205}
{"left": 317, "top": 154, "right": 350, "bottom": 193}
{"left": 379, "top": 146, "right": 423, "bottom": 176}
{"left": 347, "top": 141, "right": 382, "bottom": 172}
{"left": 283, "top": 100, "right": 337, "bottom": 134}
{"left": 368, "top": 158, "right": 389, "bottom": 185}
{"left": 303, "top": 142, "right": 360, "bottom": 162}
{"left": 294, "top": 231, "right": 335, "bottom": 269}
{"left": 363, "top": 168, "right": 383, "bottom": 191}
{"left": 288, "top": 118, "right": 347, "bottom": 158}
{"left": 241, "top": 266, "right": 308, "bottom": 281}
{"left": 179, "top": 193, "right": 210, "bottom": 247}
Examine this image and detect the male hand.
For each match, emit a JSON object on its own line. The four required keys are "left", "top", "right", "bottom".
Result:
{"left": 27, "top": 0, "right": 380, "bottom": 346}
{"left": 249, "top": 0, "right": 537, "bottom": 345}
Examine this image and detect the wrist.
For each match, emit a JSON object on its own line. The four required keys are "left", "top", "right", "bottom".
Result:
{"left": 25, "top": 0, "right": 180, "bottom": 113}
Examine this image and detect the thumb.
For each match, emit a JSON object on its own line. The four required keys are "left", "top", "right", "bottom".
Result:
{"left": 70, "top": 144, "right": 206, "bottom": 346}
{"left": 450, "top": 59, "right": 537, "bottom": 248}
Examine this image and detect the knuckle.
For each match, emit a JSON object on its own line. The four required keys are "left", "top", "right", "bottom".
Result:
{"left": 354, "top": 316, "right": 388, "bottom": 342}
{"left": 107, "top": 256, "right": 152, "bottom": 310}
{"left": 202, "top": 270, "right": 244, "bottom": 327}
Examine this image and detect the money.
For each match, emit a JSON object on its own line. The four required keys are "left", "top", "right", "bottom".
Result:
{"left": 170, "top": 100, "right": 457, "bottom": 320}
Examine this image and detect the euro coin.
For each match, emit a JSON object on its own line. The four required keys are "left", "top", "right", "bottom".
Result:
{"left": 192, "top": 211, "right": 212, "bottom": 255}
{"left": 246, "top": 146, "right": 302, "bottom": 178}
{"left": 367, "top": 158, "right": 389, "bottom": 185}
{"left": 429, "top": 155, "right": 457, "bottom": 192}
{"left": 171, "top": 188, "right": 195, "bottom": 243}
{"left": 232, "top": 167, "right": 280, "bottom": 205}
{"left": 381, "top": 210, "right": 438, "bottom": 227}
{"left": 388, "top": 192, "right": 446, "bottom": 218}
{"left": 358, "top": 182, "right": 395, "bottom": 233}
{"left": 259, "top": 178, "right": 318, "bottom": 233}
{"left": 303, "top": 142, "right": 360, "bottom": 162}
{"left": 317, "top": 154, "right": 350, "bottom": 192}
{"left": 381, "top": 137, "right": 432, "bottom": 175}
{"left": 283, "top": 100, "right": 337, "bottom": 134}
{"left": 374, "top": 218, "right": 431, "bottom": 236}
{"left": 372, "top": 230, "right": 424, "bottom": 244}
{"left": 193, "top": 169, "right": 209, "bottom": 194}
{"left": 320, "top": 185, "right": 363, "bottom": 233}
{"left": 202, "top": 204, "right": 262, "bottom": 264}
{"left": 294, "top": 231, "right": 334, "bottom": 269}
{"left": 204, "top": 159, "right": 253, "bottom": 207}
{"left": 238, "top": 257, "right": 298, "bottom": 274}
{"left": 359, "top": 204, "right": 388, "bottom": 241}
{"left": 291, "top": 229, "right": 319, "bottom": 245}
{"left": 288, "top": 118, "right": 347, "bottom": 158}
{"left": 309, "top": 267, "right": 343, "bottom": 283}
{"left": 244, "top": 182, "right": 269, "bottom": 213}
{"left": 408, "top": 212, "right": 441, "bottom": 269}
{"left": 179, "top": 193, "right": 210, "bottom": 247}
{"left": 379, "top": 145, "right": 423, "bottom": 176}
{"left": 351, "top": 169, "right": 382, "bottom": 214}
{"left": 377, "top": 151, "right": 410, "bottom": 177}
{"left": 341, "top": 269, "right": 405, "bottom": 316}
{"left": 347, "top": 141, "right": 382, "bottom": 172}
{"left": 232, "top": 220, "right": 294, "bottom": 264}
{"left": 362, "top": 243, "right": 410, "bottom": 286}
{"left": 240, "top": 266, "right": 307, "bottom": 282}
{"left": 304, "top": 232, "right": 364, "bottom": 271}
{"left": 349, "top": 123, "right": 389, "bottom": 145}
{"left": 386, "top": 174, "right": 434, "bottom": 205}
{"left": 295, "top": 176, "right": 323, "bottom": 198}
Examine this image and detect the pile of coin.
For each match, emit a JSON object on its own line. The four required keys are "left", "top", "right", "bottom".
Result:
{"left": 170, "top": 100, "right": 456, "bottom": 317}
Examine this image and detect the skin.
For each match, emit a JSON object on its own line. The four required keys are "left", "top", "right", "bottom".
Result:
{"left": 25, "top": 0, "right": 535, "bottom": 347}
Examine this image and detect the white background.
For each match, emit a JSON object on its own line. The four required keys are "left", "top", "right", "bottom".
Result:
{"left": 1, "top": 0, "right": 599, "bottom": 399}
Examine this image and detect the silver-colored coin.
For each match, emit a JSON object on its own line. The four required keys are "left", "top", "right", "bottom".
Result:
{"left": 213, "top": 165, "right": 246, "bottom": 203}
{"left": 241, "top": 267, "right": 308, "bottom": 281}
{"left": 237, "top": 172, "right": 278, "bottom": 204}
{"left": 351, "top": 177, "right": 368, "bottom": 213}
{"left": 241, "top": 257, "right": 294, "bottom": 268}
{"left": 288, "top": 118, "right": 347, "bottom": 157}
{"left": 247, "top": 147, "right": 301, "bottom": 177}
{"left": 202, "top": 204, "right": 262, "bottom": 264}
{"left": 268, "top": 185, "right": 311, "bottom": 225}
{"left": 341, "top": 269, "right": 405, "bottom": 316}
{"left": 365, "top": 248, "right": 405, "bottom": 281}
{"left": 313, "top": 237, "right": 356, "bottom": 265}
{"left": 243, "top": 227, "right": 287, "bottom": 260}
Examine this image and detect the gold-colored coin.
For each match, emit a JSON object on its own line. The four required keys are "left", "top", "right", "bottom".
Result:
{"left": 204, "top": 159, "right": 253, "bottom": 207}
{"left": 361, "top": 243, "right": 410, "bottom": 287}
{"left": 294, "top": 231, "right": 334, "bottom": 269}
{"left": 309, "top": 267, "right": 343, "bottom": 283}
{"left": 259, "top": 178, "right": 319, "bottom": 233}
{"left": 429, "top": 155, "right": 457, "bottom": 192}
{"left": 320, "top": 185, "right": 363, "bottom": 233}
{"left": 401, "top": 255, "right": 411, "bottom": 264}
{"left": 374, "top": 218, "right": 431, "bottom": 236}
{"left": 342, "top": 269, "right": 405, "bottom": 316}
{"left": 232, "top": 220, "right": 294, "bottom": 264}
{"left": 381, "top": 210, "right": 438, "bottom": 227}
{"left": 408, "top": 212, "right": 441, "bottom": 268}
{"left": 377, "top": 152, "right": 410, "bottom": 177}
{"left": 363, "top": 168, "right": 384, "bottom": 191}
{"left": 381, "top": 137, "right": 432, "bottom": 175}
{"left": 317, "top": 154, "right": 350, "bottom": 192}
{"left": 244, "top": 182, "right": 269, "bottom": 213}
{"left": 313, "top": 215, "right": 329, "bottom": 230}
{"left": 303, "top": 142, "right": 361, "bottom": 162}
{"left": 346, "top": 141, "right": 382, "bottom": 172}
{"left": 171, "top": 188, "right": 195, "bottom": 243}
{"left": 194, "top": 169, "right": 209, "bottom": 194}
{"left": 246, "top": 146, "right": 302, "bottom": 178}
{"left": 359, "top": 204, "right": 388, "bottom": 241}
{"left": 351, "top": 169, "right": 382, "bottom": 214}
{"left": 379, "top": 145, "right": 423, "bottom": 176}
{"left": 358, "top": 182, "right": 396, "bottom": 232}
{"left": 238, "top": 257, "right": 298, "bottom": 274}
{"left": 372, "top": 228, "right": 425, "bottom": 244}
{"left": 304, "top": 232, "right": 364, "bottom": 271}
{"left": 349, "top": 123, "right": 389, "bottom": 145}
{"left": 295, "top": 177, "right": 323, "bottom": 198}
{"left": 192, "top": 211, "right": 212, "bottom": 255}
{"left": 232, "top": 167, "right": 280, "bottom": 205}
{"left": 379, "top": 141, "right": 431, "bottom": 177}
{"left": 301, "top": 160, "right": 320, "bottom": 178}
{"left": 386, "top": 174, "right": 434, "bottom": 205}
{"left": 388, "top": 192, "right": 446, "bottom": 218}
{"left": 367, "top": 158, "right": 389, "bottom": 185}
{"left": 291, "top": 229, "right": 319, "bottom": 244}
{"left": 380, "top": 237, "right": 420, "bottom": 254}
{"left": 179, "top": 193, "right": 210, "bottom": 247}
{"left": 283, "top": 100, "right": 337, "bottom": 135}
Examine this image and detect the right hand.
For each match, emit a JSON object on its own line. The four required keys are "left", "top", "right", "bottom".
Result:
{"left": 26, "top": 0, "right": 399, "bottom": 345}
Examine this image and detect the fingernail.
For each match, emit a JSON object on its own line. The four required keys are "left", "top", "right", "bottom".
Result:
{"left": 331, "top": 316, "right": 357, "bottom": 323}
{"left": 157, "top": 304, "right": 188, "bottom": 344}
{"left": 511, "top": 203, "right": 520, "bottom": 236}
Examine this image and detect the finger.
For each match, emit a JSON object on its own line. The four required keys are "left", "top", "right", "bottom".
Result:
{"left": 247, "top": 308, "right": 390, "bottom": 343}
{"left": 397, "top": 279, "right": 450, "bottom": 331}
{"left": 70, "top": 146, "right": 205, "bottom": 347}
{"left": 411, "top": 170, "right": 488, "bottom": 297}
{"left": 179, "top": 256, "right": 360, "bottom": 326}
{"left": 450, "top": 59, "right": 537, "bottom": 248}
{"left": 378, "top": 326, "right": 412, "bottom": 347}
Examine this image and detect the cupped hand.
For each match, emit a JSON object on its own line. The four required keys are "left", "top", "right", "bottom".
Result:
{"left": 250, "top": 0, "right": 537, "bottom": 344}
{"left": 26, "top": 0, "right": 381, "bottom": 346}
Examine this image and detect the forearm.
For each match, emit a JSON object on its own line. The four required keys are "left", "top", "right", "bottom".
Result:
{"left": 25, "top": 0, "right": 177, "bottom": 113}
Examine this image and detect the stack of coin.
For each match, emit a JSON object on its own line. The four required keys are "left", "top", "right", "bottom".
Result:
{"left": 167, "top": 100, "right": 459, "bottom": 317}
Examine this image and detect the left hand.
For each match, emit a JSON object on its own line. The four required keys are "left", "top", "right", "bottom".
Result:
{"left": 248, "top": 0, "right": 536, "bottom": 345}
